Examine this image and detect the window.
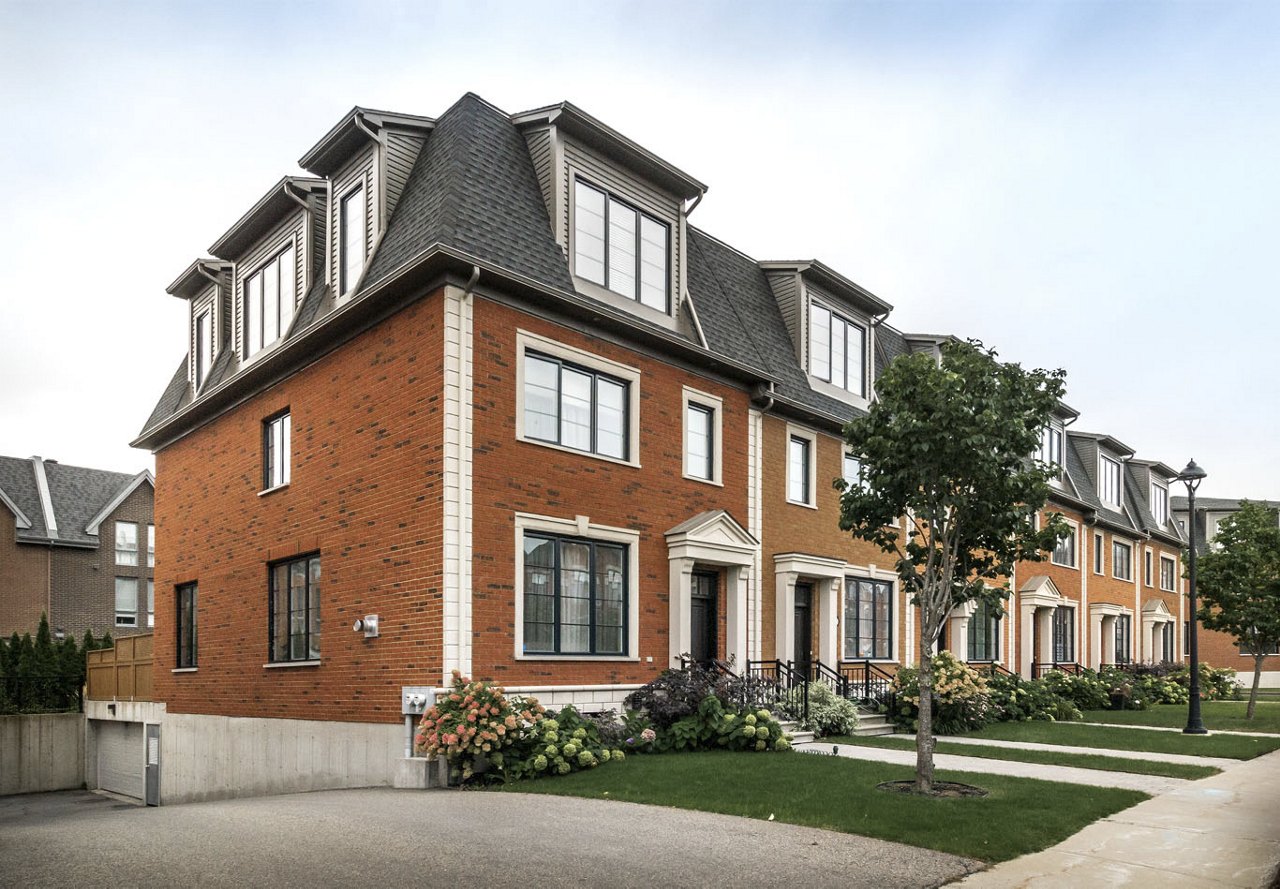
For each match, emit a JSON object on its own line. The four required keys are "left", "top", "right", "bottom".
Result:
{"left": 524, "top": 352, "right": 628, "bottom": 460}
{"left": 263, "top": 411, "right": 291, "bottom": 490}
{"left": 1052, "top": 524, "right": 1076, "bottom": 567}
{"left": 1183, "top": 621, "right": 1189, "bottom": 656}
{"left": 808, "top": 303, "right": 867, "bottom": 397}
{"left": 115, "top": 522, "right": 138, "bottom": 566}
{"left": 268, "top": 554, "right": 321, "bottom": 662}
{"left": 968, "top": 600, "right": 1000, "bottom": 662}
{"left": 1162, "top": 624, "right": 1175, "bottom": 663}
{"left": 114, "top": 577, "right": 138, "bottom": 627}
{"left": 685, "top": 402, "right": 714, "bottom": 481}
{"left": 1099, "top": 455, "right": 1122, "bottom": 507}
{"left": 146, "top": 581, "right": 154, "bottom": 628}
{"left": 1052, "top": 606, "right": 1075, "bottom": 663}
{"left": 195, "top": 308, "right": 212, "bottom": 387}
{"left": 787, "top": 435, "right": 812, "bottom": 505}
{"left": 339, "top": 183, "right": 365, "bottom": 296}
{"left": 1144, "top": 550, "right": 1153, "bottom": 586}
{"left": 1160, "top": 556, "right": 1177, "bottom": 592}
{"left": 1114, "top": 614, "right": 1132, "bottom": 665}
{"left": 844, "top": 577, "right": 893, "bottom": 660}
{"left": 1040, "top": 425, "right": 1064, "bottom": 477}
{"left": 523, "top": 533, "right": 626, "bottom": 655}
{"left": 842, "top": 453, "right": 864, "bottom": 490}
{"left": 147, "top": 524, "right": 155, "bottom": 569}
{"left": 177, "top": 582, "right": 198, "bottom": 668}
{"left": 244, "top": 244, "right": 296, "bottom": 358}
{"left": 1093, "top": 533, "right": 1105, "bottom": 574}
{"left": 1150, "top": 483, "right": 1169, "bottom": 525}
{"left": 1113, "top": 540, "right": 1132, "bottom": 581}
{"left": 573, "top": 180, "right": 669, "bottom": 311}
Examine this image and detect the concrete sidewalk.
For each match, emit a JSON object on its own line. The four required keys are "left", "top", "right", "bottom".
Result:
{"left": 954, "top": 748, "right": 1280, "bottom": 888}
{"left": 1084, "top": 721, "right": 1280, "bottom": 738}
{"left": 925, "top": 734, "right": 1240, "bottom": 769}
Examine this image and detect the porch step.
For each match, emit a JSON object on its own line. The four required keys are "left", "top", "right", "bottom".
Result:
{"left": 777, "top": 721, "right": 816, "bottom": 745}
{"left": 853, "top": 711, "right": 897, "bottom": 738}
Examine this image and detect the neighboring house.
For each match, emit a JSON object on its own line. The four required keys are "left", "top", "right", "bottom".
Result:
{"left": 126, "top": 93, "right": 1212, "bottom": 805}
{"left": 1172, "top": 496, "right": 1280, "bottom": 687}
{"left": 0, "top": 455, "right": 154, "bottom": 638}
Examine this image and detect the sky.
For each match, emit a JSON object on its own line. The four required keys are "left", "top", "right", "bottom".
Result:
{"left": 1, "top": 0, "right": 1276, "bottom": 499}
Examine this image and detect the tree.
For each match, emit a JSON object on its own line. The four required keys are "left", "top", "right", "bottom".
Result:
{"left": 838, "top": 340, "right": 1067, "bottom": 794}
{"left": 1196, "top": 500, "right": 1280, "bottom": 720}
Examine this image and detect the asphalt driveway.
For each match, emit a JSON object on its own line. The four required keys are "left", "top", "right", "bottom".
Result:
{"left": 0, "top": 787, "right": 981, "bottom": 888}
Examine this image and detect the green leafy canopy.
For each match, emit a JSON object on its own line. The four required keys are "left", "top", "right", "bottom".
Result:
{"left": 1197, "top": 501, "right": 1280, "bottom": 655}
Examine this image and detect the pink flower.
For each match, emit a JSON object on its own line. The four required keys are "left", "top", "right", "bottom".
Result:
{"left": 467, "top": 712, "right": 478, "bottom": 723}
{"left": 505, "top": 715, "right": 518, "bottom": 729}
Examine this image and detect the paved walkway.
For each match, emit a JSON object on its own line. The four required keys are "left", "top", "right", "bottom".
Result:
{"left": 954, "top": 748, "right": 1280, "bottom": 887}
{"left": 799, "top": 741, "right": 1191, "bottom": 794}
{"left": 920, "top": 734, "right": 1240, "bottom": 769}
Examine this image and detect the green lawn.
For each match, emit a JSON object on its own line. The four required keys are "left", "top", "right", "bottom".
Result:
{"left": 497, "top": 751, "right": 1146, "bottom": 862}
{"left": 962, "top": 721, "right": 1280, "bottom": 759}
{"left": 824, "top": 734, "right": 1220, "bottom": 780}
{"left": 1080, "top": 702, "right": 1280, "bottom": 734}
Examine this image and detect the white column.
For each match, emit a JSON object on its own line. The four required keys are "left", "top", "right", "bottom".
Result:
{"left": 1020, "top": 604, "right": 1037, "bottom": 676}
{"left": 1037, "top": 607, "right": 1055, "bottom": 666}
{"left": 775, "top": 570, "right": 798, "bottom": 664}
{"left": 667, "top": 557, "right": 695, "bottom": 668}
{"left": 1089, "top": 611, "right": 1103, "bottom": 670}
{"left": 725, "top": 565, "right": 749, "bottom": 670}
{"left": 949, "top": 614, "right": 969, "bottom": 661}
{"left": 1101, "top": 615, "right": 1117, "bottom": 665}
{"left": 818, "top": 577, "right": 841, "bottom": 666}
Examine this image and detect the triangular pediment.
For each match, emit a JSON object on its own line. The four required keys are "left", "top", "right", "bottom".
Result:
{"left": 665, "top": 509, "right": 758, "bottom": 549}
{"left": 1018, "top": 575, "right": 1064, "bottom": 609}
{"left": 1142, "top": 598, "right": 1174, "bottom": 618}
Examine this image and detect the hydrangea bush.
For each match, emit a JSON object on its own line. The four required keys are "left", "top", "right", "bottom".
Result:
{"left": 415, "top": 670, "right": 538, "bottom": 782}
{"left": 776, "top": 681, "right": 860, "bottom": 737}
{"left": 890, "top": 652, "right": 994, "bottom": 734}
{"left": 505, "top": 706, "right": 628, "bottom": 781}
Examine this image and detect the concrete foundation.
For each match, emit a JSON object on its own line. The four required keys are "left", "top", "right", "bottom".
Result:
{"left": 0, "top": 713, "right": 84, "bottom": 796}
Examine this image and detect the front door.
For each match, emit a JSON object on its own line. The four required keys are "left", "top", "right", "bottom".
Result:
{"left": 690, "top": 571, "right": 718, "bottom": 664}
{"left": 794, "top": 582, "right": 813, "bottom": 670}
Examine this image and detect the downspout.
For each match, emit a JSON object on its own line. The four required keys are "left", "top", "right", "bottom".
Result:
{"left": 462, "top": 265, "right": 480, "bottom": 298}
{"left": 679, "top": 192, "right": 707, "bottom": 347}
{"left": 750, "top": 382, "right": 775, "bottom": 412}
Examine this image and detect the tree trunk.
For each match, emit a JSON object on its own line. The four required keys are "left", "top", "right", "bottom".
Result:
{"left": 1248, "top": 654, "right": 1264, "bottom": 720}
{"left": 915, "top": 621, "right": 936, "bottom": 794}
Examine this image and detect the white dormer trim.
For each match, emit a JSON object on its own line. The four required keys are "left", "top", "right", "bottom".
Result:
{"left": 803, "top": 287, "right": 873, "bottom": 412}
{"left": 0, "top": 484, "right": 32, "bottom": 530}
{"left": 84, "top": 471, "right": 155, "bottom": 536}
{"left": 1098, "top": 453, "right": 1124, "bottom": 509}
{"left": 31, "top": 456, "right": 58, "bottom": 538}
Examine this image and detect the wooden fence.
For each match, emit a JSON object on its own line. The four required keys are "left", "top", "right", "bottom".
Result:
{"left": 86, "top": 634, "right": 153, "bottom": 702}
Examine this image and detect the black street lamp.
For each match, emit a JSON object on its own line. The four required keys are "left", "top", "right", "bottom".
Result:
{"left": 1177, "top": 459, "right": 1208, "bottom": 735}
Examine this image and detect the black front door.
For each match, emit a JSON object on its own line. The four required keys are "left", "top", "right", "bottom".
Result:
{"left": 690, "top": 571, "right": 718, "bottom": 664}
{"left": 794, "top": 582, "right": 813, "bottom": 669}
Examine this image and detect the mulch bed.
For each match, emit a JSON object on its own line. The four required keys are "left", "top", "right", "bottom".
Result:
{"left": 876, "top": 780, "right": 989, "bottom": 798}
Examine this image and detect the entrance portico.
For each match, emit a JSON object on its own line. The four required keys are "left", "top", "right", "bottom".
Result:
{"left": 1142, "top": 599, "right": 1176, "bottom": 663}
{"left": 666, "top": 510, "right": 758, "bottom": 669}
{"left": 773, "top": 553, "right": 845, "bottom": 667}
{"left": 1018, "top": 575, "right": 1064, "bottom": 675}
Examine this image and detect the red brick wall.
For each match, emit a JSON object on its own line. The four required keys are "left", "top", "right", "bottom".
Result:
{"left": 154, "top": 290, "right": 447, "bottom": 724}
{"left": 469, "top": 298, "right": 750, "bottom": 685}
{"left": 0, "top": 511, "right": 48, "bottom": 636}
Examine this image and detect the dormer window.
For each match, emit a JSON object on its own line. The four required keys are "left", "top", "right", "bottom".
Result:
{"left": 245, "top": 244, "right": 296, "bottom": 359}
{"left": 339, "top": 183, "right": 366, "bottom": 296}
{"left": 572, "top": 179, "right": 669, "bottom": 312}
{"left": 1099, "top": 455, "right": 1122, "bottom": 508}
{"left": 1150, "top": 482, "right": 1169, "bottom": 525}
{"left": 809, "top": 303, "right": 866, "bottom": 397}
{"left": 194, "top": 308, "right": 213, "bottom": 387}
{"left": 1039, "top": 425, "right": 1064, "bottom": 478}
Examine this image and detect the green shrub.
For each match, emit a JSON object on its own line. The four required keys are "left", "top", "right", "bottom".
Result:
{"left": 1040, "top": 669, "right": 1110, "bottom": 711}
{"left": 986, "top": 672, "right": 1081, "bottom": 722}
{"left": 505, "top": 706, "right": 628, "bottom": 781}
{"left": 660, "top": 695, "right": 792, "bottom": 753}
{"left": 775, "top": 681, "right": 860, "bottom": 737}
{"left": 890, "top": 652, "right": 995, "bottom": 734}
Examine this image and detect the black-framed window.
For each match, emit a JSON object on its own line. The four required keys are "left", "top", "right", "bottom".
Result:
{"left": 1114, "top": 614, "right": 1132, "bottom": 664}
{"left": 685, "top": 402, "right": 714, "bottom": 481}
{"left": 269, "top": 553, "right": 321, "bottom": 663}
{"left": 177, "top": 582, "right": 198, "bottom": 668}
{"left": 244, "top": 244, "right": 296, "bottom": 358}
{"left": 523, "top": 352, "right": 628, "bottom": 460}
{"left": 1113, "top": 540, "right": 1132, "bottom": 580}
{"left": 523, "top": 533, "right": 626, "bottom": 656}
{"left": 263, "top": 410, "right": 291, "bottom": 490}
{"left": 808, "top": 303, "right": 867, "bottom": 397}
{"left": 844, "top": 577, "right": 893, "bottom": 660}
{"left": 1144, "top": 550, "right": 1153, "bottom": 586}
{"left": 1162, "top": 623, "right": 1175, "bottom": 663}
{"left": 1160, "top": 556, "right": 1177, "bottom": 592}
{"left": 572, "top": 179, "right": 669, "bottom": 312}
{"left": 1052, "top": 525, "right": 1076, "bottom": 567}
{"left": 787, "top": 435, "right": 811, "bottom": 504}
{"left": 1094, "top": 532, "right": 1105, "bottom": 574}
{"left": 339, "top": 183, "right": 365, "bottom": 296}
{"left": 1183, "top": 620, "right": 1189, "bottom": 656}
{"left": 968, "top": 600, "right": 1000, "bottom": 662}
{"left": 1052, "top": 605, "right": 1075, "bottom": 663}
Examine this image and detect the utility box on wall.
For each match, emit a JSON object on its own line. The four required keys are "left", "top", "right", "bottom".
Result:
{"left": 401, "top": 687, "right": 434, "bottom": 716}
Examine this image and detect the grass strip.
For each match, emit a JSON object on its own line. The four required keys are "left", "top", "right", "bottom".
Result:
{"left": 823, "top": 734, "right": 1220, "bottom": 779}
{"left": 961, "top": 720, "right": 1280, "bottom": 759}
{"left": 1080, "top": 702, "right": 1280, "bottom": 734}
{"left": 497, "top": 750, "right": 1146, "bottom": 862}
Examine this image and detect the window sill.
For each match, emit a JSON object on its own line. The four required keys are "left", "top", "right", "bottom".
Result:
{"left": 259, "top": 483, "right": 290, "bottom": 498}
{"left": 516, "top": 653, "right": 639, "bottom": 663}
{"left": 518, "top": 436, "right": 640, "bottom": 470}
{"left": 263, "top": 660, "right": 321, "bottom": 669}
{"left": 171, "top": 667, "right": 198, "bottom": 673}
{"left": 682, "top": 472, "right": 723, "bottom": 487}
{"left": 786, "top": 498, "right": 818, "bottom": 511}
{"left": 1051, "top": 562, "right": 1078, "bottom": 571}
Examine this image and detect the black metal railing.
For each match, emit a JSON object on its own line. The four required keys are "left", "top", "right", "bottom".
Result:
{"left": 1031, "top": 661, "right": 1085, "bottom": 678}
{"left": 837, "top": 659, "right": 897, "bottom": 707}
{"left": 973, "top": 662, "right": 1016, "bottom": 679}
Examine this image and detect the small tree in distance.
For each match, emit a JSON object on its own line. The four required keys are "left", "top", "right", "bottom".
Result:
{"left": 1196, "top": 500, "right": 1280, "bottom": 720}
{"left": 838, "top": 340, "right": 1068, "bottom": 795}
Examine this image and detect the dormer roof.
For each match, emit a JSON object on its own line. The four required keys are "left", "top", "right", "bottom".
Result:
{"left": 1129, "top": 458, "right": 1179, "bottom": 481}
{"left": 208, "top": 176, "right": 326, "bottom": 260}
{"left": 166, "top": 259, "right": 234, "bottom": 299}
{"left": 298, "top": 106, "right": 436, "bottom": 177}
{"left": 1051, "top": 400, "right": 1081, "bottom": 424}
{"left": 512, "top": 99, "right": 707, "bottom": 202}
{"left": 757, "top": 260, "right": 893, "bottom": 317}
{"left": 1069, "top": 430, "right": 1135, "bottom": 459}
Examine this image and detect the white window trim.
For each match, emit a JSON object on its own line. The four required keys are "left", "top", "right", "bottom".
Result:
{"left": 514, "top": 329, "right": 642, "bottom": 468}
{"left": 1150, "top": 482, "right": 1170, "bottom": 526}
{"left": 1098, "top": 454, "right": 1123, "bottom": 509}
{"left": 1051, "top": 517, "right": 1079, "bottom": 570}
{"left": 115, "top": 521, "right": 139, "bottom": 567}
{"left": 1112, "top": 538, "right": 1133, "bottom": 581}
{"left": 681, "top": 386, "right": 723, "bottom": 486}
{"left": 1159, "top": 554, "right": 1178, "bottom": 592}
{"left": 842, "top": 567, "right": 900, "bottom": 663}
{"left": 114, "top": 576, "right": 139, "bottom": 627}
{"left": 338, "top": 181, "right": 367, "bottom": 298}
{"left": 239, "top": 237, "right": 299, "bottom": 366}
{"left": 513, "top": 512, "right": 641, "bottom": 662}
{"left": 805, "top": 296, "right": 871, "bottom": 411}
{"left": 785, "top": 423, "right": 819, "bottom": 510}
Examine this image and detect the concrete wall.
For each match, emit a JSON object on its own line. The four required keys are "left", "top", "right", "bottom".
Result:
{"left": 158, "top": 713, "right": 403, "bottom": 804}
{"left": 0, "top": 713, "right": 84, "bottom": 795}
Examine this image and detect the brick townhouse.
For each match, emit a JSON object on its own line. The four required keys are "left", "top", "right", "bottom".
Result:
{"left": 0, "top": 455, "right": 154, "bottom": 638}
{"left": 124, "top": 93, "right": 1197, "bottom": 803}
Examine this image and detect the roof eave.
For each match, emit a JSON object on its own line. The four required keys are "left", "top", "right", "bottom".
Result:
{"left": 758, "top": 260, "right": 893, "bottom": 316}
{"left": 208, "top": 176, "right": 326, "bottom": 260}
{"left": 83, "top": 470, "right": 155, "bottom": 536}
{"left": 166, "top": 258, "right": 233, "bottom": 299}
{"left": 298, "top": 107, "right": 435, "bottom": 176}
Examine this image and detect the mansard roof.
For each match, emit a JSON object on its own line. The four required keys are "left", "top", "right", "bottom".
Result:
{"left": 0, "top": 455, "right": 149, "bottom": 546}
